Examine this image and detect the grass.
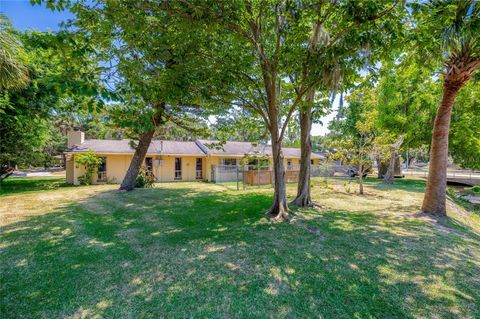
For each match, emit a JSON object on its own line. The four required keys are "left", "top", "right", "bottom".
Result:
{"left": 1, "top": 177, "right": 480, "bottom": 318}
{"left": 0, "top": 177, "right": 66, "bottom": 196}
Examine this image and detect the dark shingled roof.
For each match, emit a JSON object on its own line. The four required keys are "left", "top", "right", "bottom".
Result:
{"left": 67, "top": 138, "right": 325, "bottom": 159}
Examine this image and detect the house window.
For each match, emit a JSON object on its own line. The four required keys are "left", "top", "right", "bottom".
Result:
{"left": 97, "top": 157, "right": 107, "bottom": 182}
{"left": 196, "top": 158, "right": 203, "bottom": 180}
{"left": 220, "top": 158, "right": 237, "bottom": 172}
{"left": 222, "top": 158, "right": 237, "bottom": 166}
{"left": 174, "top": 158, "right": 182, "bottom": 180}
{"left": 287, "top": 159, "right": 292, "bottom": 168}
{"left": 311, "top": 159, "right": 314, "bottom": 165}
{"left": 145, "top": 157, "right": 153, "bottom": 175}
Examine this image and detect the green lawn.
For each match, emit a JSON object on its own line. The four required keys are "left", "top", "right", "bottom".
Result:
{"left": 1, "top": 177, "right": 479, "bottom": 318}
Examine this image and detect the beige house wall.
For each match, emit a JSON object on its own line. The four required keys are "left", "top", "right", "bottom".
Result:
{"left": 67, "top": 152, "right": 322, "bottom": 185}
{"left": 68, "top": 153, "right": 207, "bottom": 185}
{"left": 71, "top": 155, "right": 86, "bottom": 185}
{"left": 284, "top": 158, "right": 299, "bottom": 167}
{"left": 104, "top": 154, "right": 132, "bottom": 184}
{"left": 66, "top": 155, "right": 75, "bottom": 184}
{"left": 283, "top": 158, "right": 321, "bottom": 167}
{"left": 155, "top": 155, "right": 206, "bottom": 182}
{"left": 68, "top": 154, "right": 128, "bottom": 185}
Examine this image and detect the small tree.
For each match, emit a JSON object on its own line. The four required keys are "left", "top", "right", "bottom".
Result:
{"left": 75, "top": 150, "right": 102, "bottom": 185}
{"left": 336, "top": 121, "right": 375, "bottom": 195}
{"left": 331, "top": 90, "right": 377, "bottom": 195}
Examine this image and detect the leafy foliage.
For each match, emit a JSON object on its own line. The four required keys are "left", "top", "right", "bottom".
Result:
{"left": 0, "top": 29, "right": 104, "bottom": 173}
{"left": 330, "top": 90, "right": 377, "bottom": 194}
{"left": 75, "top": 150, "right": 102, "bottom": 185}
{"left": 450, "top": 81, "right": 480, "bottom": 169}
{"left": 0, "top": 14, "right": 28, "bottom": 91}
{"left": 135, "top": 167, "right": 155, "bottom": 189}
{"left": 59, "top": 0, "right": 222, "bottom": 140}
{"left": 375, "top": 59, "right": 439, "bottom": 150}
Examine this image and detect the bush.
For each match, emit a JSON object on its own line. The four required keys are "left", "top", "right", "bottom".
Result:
{"left": 75, "top": 150, "right": 102, "bottom": 185}
{"left": 135, "top": 168, "right": 155, "bottom": 188}
{"left": 470, "top": 185, "right": 480, "bottom": 193}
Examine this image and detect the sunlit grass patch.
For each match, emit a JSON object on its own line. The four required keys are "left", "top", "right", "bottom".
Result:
{"left": 0, "top": 177, "right": 479, "bottom": 318}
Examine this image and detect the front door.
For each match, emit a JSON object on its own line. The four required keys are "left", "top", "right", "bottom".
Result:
{"left": 196, "top": 158, "right": 203, "bottom": 180}
{"left": 174, "top": 158, "right": 182, "bottom": 180}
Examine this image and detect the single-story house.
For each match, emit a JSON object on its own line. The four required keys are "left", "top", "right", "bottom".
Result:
{"left": 65, "top": 130, "right": 325, "bottom": 185}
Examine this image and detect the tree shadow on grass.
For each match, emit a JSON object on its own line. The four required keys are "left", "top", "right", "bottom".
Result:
{"left": 1, "top": 186, "right": 479, "bottom": 318}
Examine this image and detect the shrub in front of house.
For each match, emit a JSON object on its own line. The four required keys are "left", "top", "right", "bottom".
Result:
{"left": 135, "top": 168, "right": 155, "bottom": 188}
{"left": 75, "top": 150, "right": 102, "bottom": 185}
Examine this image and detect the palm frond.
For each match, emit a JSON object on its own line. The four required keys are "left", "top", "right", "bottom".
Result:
{"left": 0, "top": 14, "right": 29, "bottom": 91}
{"left": 441, "top": 0, "right": 480, "bottom": 61}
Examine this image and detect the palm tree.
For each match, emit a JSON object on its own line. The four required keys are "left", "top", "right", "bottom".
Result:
{"left": 0, "top": 14, "right": 28, "bottom": 91}
{"left": 422, "top": 0, "right": 480, "bottom": 216}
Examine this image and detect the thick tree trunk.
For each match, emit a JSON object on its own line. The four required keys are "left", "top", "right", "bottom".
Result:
{"left": 377, "top": 158, "right": 388, "bottom": 179}
{"left": 394, "top": 153, "right": 402, "bottom": 176}
{"left": 119, "top": 103, "right": 164, "bottom": 191}
{"left": 119, "top": 129, "right": 155, "bottom": 191}
{"left": 383, "top": 151, "right": 396, "bottom": 184}
{"left": 293, "top": 92, "right": 314, "bottom": 207}
{"left": 384, "top": 137, "right": 403, "bottom": 184}
{"left": 421, "top": 82, "right": 461, "bottom": 216}
{"left": 405, "top": 149, "right": 409, "bottom": 169}
{"left": 267, "top": 129, "right": 289, "bottom": 220}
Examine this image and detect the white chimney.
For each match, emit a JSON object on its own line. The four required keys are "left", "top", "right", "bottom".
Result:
{"left": 67, "top": 129, "right": 85, "bottom": 148}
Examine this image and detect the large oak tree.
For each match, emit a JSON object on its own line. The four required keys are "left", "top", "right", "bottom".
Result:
{"left": 57, "top": 0, "right": 220, "bottom": 190}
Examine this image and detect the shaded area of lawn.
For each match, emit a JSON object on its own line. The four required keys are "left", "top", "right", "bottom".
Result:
{"left": 1, "top": 180, "right": 480, "bottom": 318}
{"left": 0, "top": 177, "right": 67, "bottom": 196}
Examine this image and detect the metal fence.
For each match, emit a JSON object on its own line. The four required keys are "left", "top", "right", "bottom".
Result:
{"left": 403, "top": 168, "right": 480, "bottom": 180}
{"left": 211, "top": 163, "right": 356, "bottom": 190}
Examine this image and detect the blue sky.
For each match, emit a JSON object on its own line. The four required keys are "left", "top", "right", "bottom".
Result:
{"left": 0, "top": 0, "right": 73, "bottom": 31}
{"left": 0, "top": 0, "right": 335, "bottom": 136}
